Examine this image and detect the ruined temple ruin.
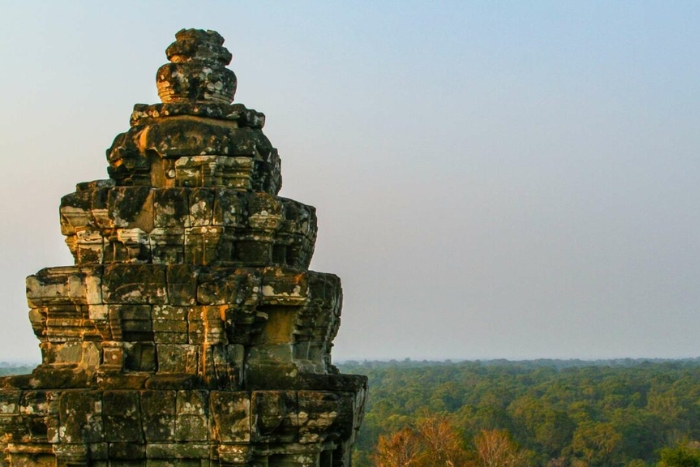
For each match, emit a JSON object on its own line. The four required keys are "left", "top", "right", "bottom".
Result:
{"left": 0, "top": 29, "right": 366, "bottom": 466}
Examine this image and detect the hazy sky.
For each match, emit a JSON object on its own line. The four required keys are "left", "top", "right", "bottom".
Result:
{"left": 1, "top": 1, "right": 700, "bottom": 362}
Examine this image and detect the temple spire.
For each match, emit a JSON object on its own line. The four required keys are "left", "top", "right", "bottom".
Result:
{"left": 0, "top": 29, "right": 365, "bottom": 467}
{"left": 157, "top": 28, "right": 237, "bottom": 104}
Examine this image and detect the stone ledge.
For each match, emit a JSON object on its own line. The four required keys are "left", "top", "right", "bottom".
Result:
{"left": 131, "top": 103, "right": 265, "bottom": 129}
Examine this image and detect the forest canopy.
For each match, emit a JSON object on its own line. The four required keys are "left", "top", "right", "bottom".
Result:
{"left": 337, "top": 359, "right": 700, "bottom": 467}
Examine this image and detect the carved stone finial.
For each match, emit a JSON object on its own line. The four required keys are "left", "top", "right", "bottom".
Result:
{"left": 156, "top": 28, "right": 237, "bottom": 104}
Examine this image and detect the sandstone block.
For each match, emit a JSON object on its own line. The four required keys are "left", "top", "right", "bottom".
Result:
{"left": 297, "top": 391, "right": 340, "bottom": 444}
{"left": 165, "top": 265, "right": 199, "bottom": 306}
{"left": 197, "top": 270, "right": 243, "bottom": 305}
{"left": 0, "top": 391, "right": 21, "bottom": 415}
{"left": 212, "top": 188, "right": 244, "bottom": 227}
{"left": 153, "top": 188, "right": 190, "bottom": 229}
{"left": 146, "top": 443, "right": 211, "bottom": 460}
{"left": 26, "top": 267, "right": 103, "bottom": 308}
{"left": 107, "top": 187, "right": 153, "bottom": 229}
{"left": 150, "top": 228, "right": 185, "bottom": 264}
{"left": 157, "top": 344, "right": 197, "bottom": 374}
{"left": 109, "top": 442, "right": 146, "bottom": 460}
{"left": 185, "top": 226, "right": 228, "bottom": 265}
{"left": 59, "top": 190, "right": 93, "bottom": 236}
{"left": 58, "top": 391, "right": 102, "bottom": 444}
{"left": 252, "top": 391, "right": 297, "bottom": 444}
{"left": 102, "top": 391, "right": 143, "bottom": 443}
{"left": 103, "top": 264, "right": 166, "bottom": 305}
{"left": 140, "top": 390, "right": 176, "bottom": 442}
{"left": 210, "top": 392, "right": 250, "bottom": 443}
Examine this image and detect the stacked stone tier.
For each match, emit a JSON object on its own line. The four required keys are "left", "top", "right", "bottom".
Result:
{"left": 108, "top": 104, "right": 280, "bottom": 193}
{"left": 25, "top": 265, "right": 343, "bottom": 388}
{"left": 61, "top": 185, "right": 316, "bottom": 268}
{"left": 0, "top": 384, "right": 366, "bottom": 466}
{"left": 130, "top": 103, "right": 265, "bottom": 128}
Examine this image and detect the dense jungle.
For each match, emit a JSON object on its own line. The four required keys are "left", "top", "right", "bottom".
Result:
{"left": 336, "top": 359, "right": 700, "bottom": 467}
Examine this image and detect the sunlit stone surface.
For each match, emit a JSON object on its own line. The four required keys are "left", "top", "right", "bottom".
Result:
{"left": 0, "top": 29, "right": 366, "bottom": 467}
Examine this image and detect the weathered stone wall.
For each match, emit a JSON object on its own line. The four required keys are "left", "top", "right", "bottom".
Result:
{"left": 0, "top": 29, "right": 366, "bottom": 466}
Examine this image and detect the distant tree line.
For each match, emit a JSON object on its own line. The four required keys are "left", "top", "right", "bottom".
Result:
{"left": 337, "top": 360, "right": 700, "bottom": 467}
{"left": 0, "top": 364, "right": 34, "bottom": 376}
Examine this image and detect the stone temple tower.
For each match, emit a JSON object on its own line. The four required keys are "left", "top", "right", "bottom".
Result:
{"left": 0, "top": 29, "right": 366, "bottom": 466}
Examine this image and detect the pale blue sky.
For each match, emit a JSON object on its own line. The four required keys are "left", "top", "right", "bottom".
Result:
{"left": 1, "top": 1, "right": 700, "bottom": 362}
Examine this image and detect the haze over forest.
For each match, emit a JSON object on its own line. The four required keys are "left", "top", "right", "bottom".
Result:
{"left": 1, "top": 1, "right": 700, "bottom": 362}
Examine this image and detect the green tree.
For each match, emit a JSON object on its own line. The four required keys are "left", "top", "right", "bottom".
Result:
{"left": 658, "top": 442, "right": 700, "bottom": 467}
{"left": 571, "top": 421, "right": 623, "bottom": 466}
{"left": 473, "top": 429, "right": 530, "bottom": 467}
